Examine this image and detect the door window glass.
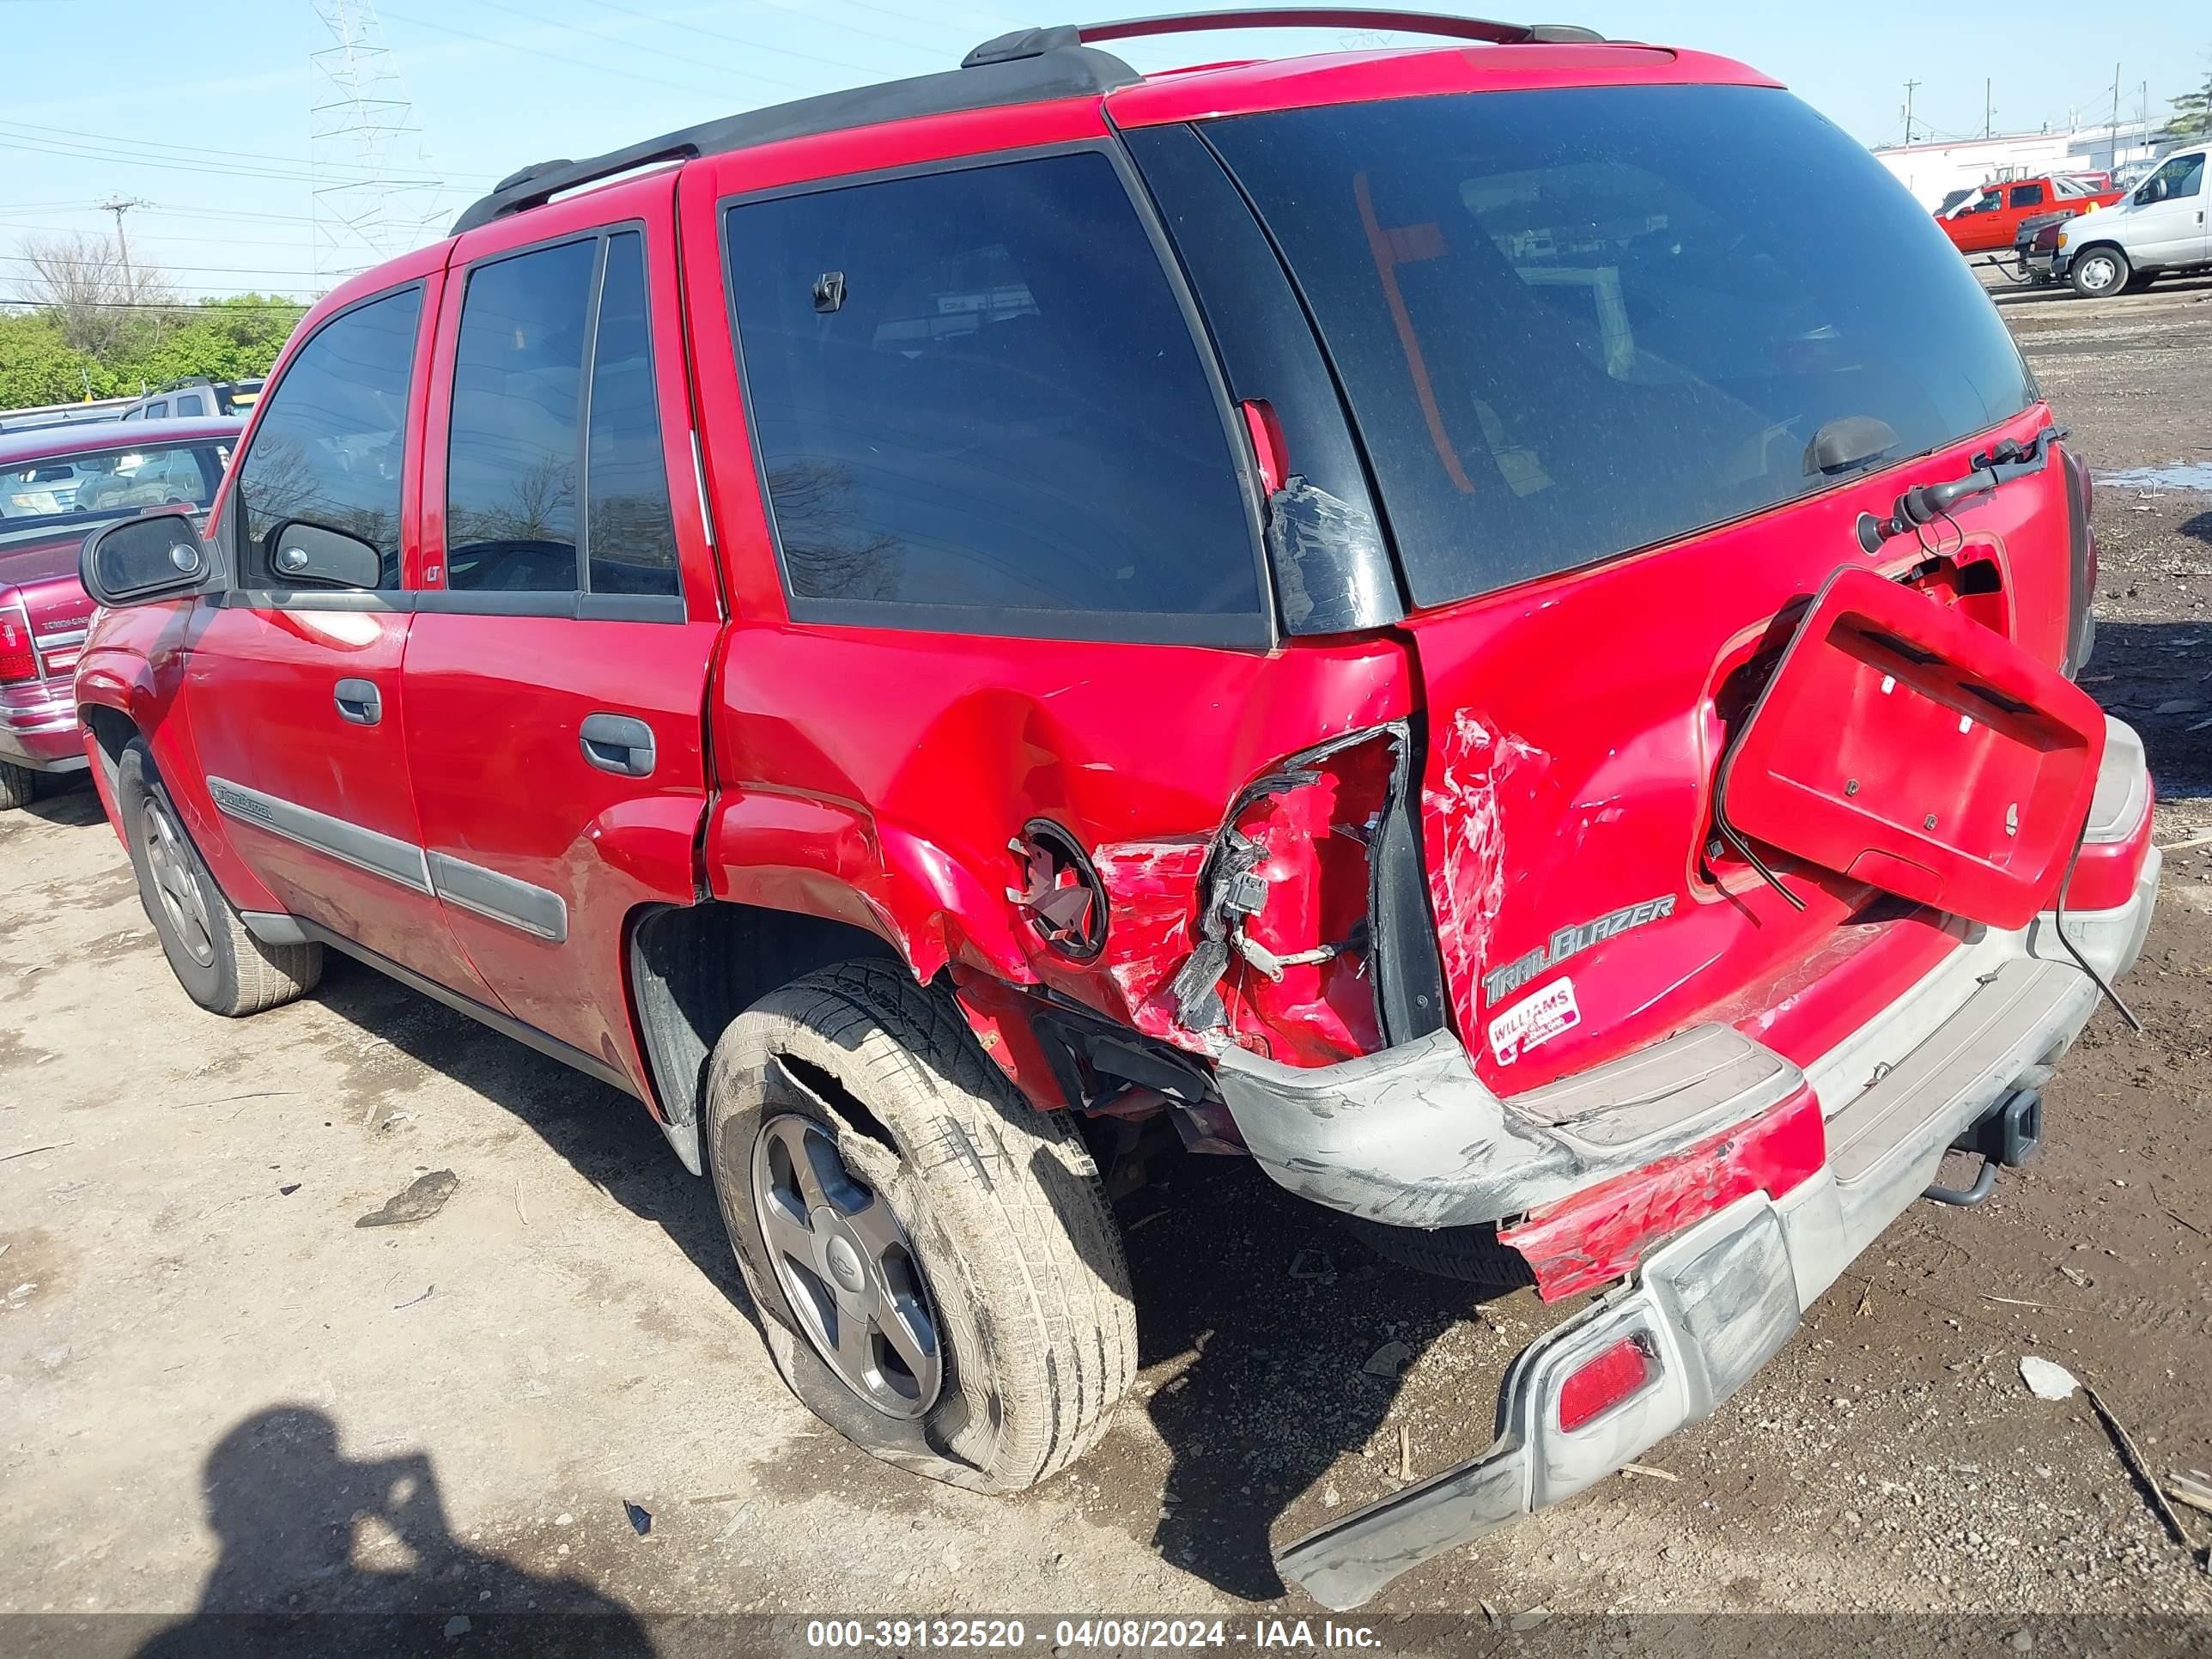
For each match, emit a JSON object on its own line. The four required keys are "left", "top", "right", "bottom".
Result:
{"left": 446, "top": 238, "right": 597, "bottom": 593}
{"left": 2008, "top": 184, "right": 2044, "bottom": 208}
{"left": 2144, "top": 153, "right": 2204, "bottom": 200}
{"left": 234, "top": 285, "right": 422, "bottom": 588}
{"left": 584, "top": 232, "right": 680, "bottom": 598}
{"left": 174, "top": 392, "right": 208, "bottom": 416}
{"left": 725, "top": 151, "right": 1261, "bottom": 642}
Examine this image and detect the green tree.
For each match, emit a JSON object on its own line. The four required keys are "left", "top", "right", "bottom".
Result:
{"left": 0, "top": 309, "right": 125, "bottom": 409}
{"left": 2160, "top": 63, "right": 2212, "bottom": 141}
{"left": 119, "top": 295, "right": 308, "bottom": 389}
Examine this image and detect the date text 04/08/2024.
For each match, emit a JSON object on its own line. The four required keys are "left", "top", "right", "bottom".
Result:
{"left": 802, "top": 1619, "right": 1386, "bottom": 1650}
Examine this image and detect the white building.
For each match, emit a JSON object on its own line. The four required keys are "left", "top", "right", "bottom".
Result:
{"left": 1872, "top": 123, "right": 2166, "bottom": 211}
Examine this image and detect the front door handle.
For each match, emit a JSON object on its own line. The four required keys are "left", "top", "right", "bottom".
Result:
{"left": 334, "top": 678, "right": 382, "bottom": 726}
{"left": 580, "top": 713, "right": 655, "bottom": 777}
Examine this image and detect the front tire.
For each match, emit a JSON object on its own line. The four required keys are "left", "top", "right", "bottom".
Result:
{"left": 0, "top": 759, "right": 33, "bottom": 811}
{"left": 705, "top": 961, "right": 1135, "bottom": 1492}
{"left": 118, "top": 740, "right": 322, "bottom": 1016}
{"left": 2069, "top": 245, "right": 2130, "bottom": 298}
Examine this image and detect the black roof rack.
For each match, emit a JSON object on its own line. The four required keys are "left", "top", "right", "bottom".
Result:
{"left": 450, "top": 44, "right": 1139, "bottom": 234}
{"left": 965, "top": 9, "right": 1600, "bottom": 66}
{"left": 453, "top": 9, "right": 1599, "bottom": 236}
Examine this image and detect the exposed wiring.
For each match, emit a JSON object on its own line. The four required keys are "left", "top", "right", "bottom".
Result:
{"left": 2050, "top": 808, "right": 2142, "bottom": 1031}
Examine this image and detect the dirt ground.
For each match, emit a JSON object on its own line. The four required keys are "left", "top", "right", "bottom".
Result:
{"left": 4, "top": 272, "right": 2212, "bottom": 1655}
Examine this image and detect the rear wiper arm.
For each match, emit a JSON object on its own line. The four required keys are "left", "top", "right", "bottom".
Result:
{"left": 1856, "top": 424, "right": 2069, "bottom": 551}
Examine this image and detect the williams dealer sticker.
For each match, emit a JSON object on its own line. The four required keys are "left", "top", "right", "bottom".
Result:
{"left": 1487, "top": 975, "right": 1581, "bottom": 1066}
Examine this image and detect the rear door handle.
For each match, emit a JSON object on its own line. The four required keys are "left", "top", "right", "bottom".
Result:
{"left": 334, "top": 678, "right": 382, "bottom": 726}
{"left": 580, "top": 713, "right": 655, "bottom": 777}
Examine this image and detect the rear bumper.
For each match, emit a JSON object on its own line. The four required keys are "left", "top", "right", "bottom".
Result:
{"left": 0, "top": 683, "right": 86, "bottom": 773}
{"left": 1265, "top": 723, "right": 2158, "bottom": 1609}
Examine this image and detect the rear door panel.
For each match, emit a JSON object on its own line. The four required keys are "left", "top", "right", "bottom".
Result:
{"left": 401, "top": 173, "right": 718, "bottom": 1084}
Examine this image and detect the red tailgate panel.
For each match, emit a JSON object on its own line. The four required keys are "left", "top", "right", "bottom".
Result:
{"left": 1721, "top": 565, "right": 2105, "bottom": 930}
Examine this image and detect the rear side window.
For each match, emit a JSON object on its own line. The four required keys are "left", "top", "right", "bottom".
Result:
{"left": 234, "top": 285, "right": 422, "bottom": 588}
{"left": 724, "top": 150, "right": 1263, "bottom": 644}
{"left": 444, "top": 231, "right": 683, "bottom": 599}
{"left": 446, "top": 238, "right": 596, "bottom": 593}
{"left": 1206, "top": 86, "right": 2036, "bottom": 606}
{"left": 585, "top": 233, "right": 680, "bottom": 598}
{"left": 2008, "top": 184, "right": 2044, "bottom": 208}
{"left": 174, "top": 392, "right": 207, "bottom": 416}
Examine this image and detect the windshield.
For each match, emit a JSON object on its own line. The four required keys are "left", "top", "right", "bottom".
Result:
{"left": 0, "top": 439, "right": 230, "bottom": 547}
{"left": 1204, "top": 84, "right": 2036, "bottom": 606}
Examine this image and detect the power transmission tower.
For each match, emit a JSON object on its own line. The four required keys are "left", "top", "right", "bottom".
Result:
{"left": 1903, "top": 79, "right": 1922, "bottom": 145}
{"left": 310, "top": 0, "right": 445, "bottom": 281}
{"left": 96, "top": 196, "right": 149, "bottom": 285}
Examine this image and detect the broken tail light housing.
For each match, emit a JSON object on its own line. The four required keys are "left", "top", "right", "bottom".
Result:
{"left": 0, "top": 607, "right": 36, "bottom": 685}
{"left": 1557, "top": 1334, "right": 1656, "bottom": 1433}
{"left": 1168, "top": 724, "right": 1445, "bottom": 1067}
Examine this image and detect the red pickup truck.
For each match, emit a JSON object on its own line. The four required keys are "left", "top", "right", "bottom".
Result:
{"left": 70, "top": 10, "right": 2154, "bottom": 1611}
{"left": 1937, "top": 173, "right": 2124, "bottom": 254}
{"left": 0, "top": 416, "right": 240, "bottom": 807}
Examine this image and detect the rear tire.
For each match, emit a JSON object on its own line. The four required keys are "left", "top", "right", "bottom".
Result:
{"left": 118, "top": 740, "right": 322, "bottom": 1017}
{"left": 705, "top": 960, "right": 1135, "bottom": 1492}
{"left": 0, "top": 759, "right": 33, "bottom": 811}
{"left": 1343, "top": 1213, "right": 1535, "bottom": 1290}
{"left": 2069, "top": 245, "right": 2130, "bottom": 298}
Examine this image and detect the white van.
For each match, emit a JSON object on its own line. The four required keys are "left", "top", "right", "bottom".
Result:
{"left": 2054, "top": 145, "right": 2211, "bottom": 296}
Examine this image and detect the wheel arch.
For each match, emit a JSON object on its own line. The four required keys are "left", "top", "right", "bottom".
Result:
{"left": 623, "top": 896, "right": 902, "bottom": 1175}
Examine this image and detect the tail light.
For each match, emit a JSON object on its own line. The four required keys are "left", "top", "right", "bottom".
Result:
{"left": 0, "top": 608, "right": 36, "bottom": 685}
{"left": 1558, "top": 1335, "right": 1655, "bottom": 1432}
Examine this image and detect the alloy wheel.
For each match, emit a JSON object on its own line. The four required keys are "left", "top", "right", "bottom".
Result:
{"left": 142, "top": 796, "right": 216, "bottom": 968}
{"left": 750, "top": 1097, "right": 943, "bottom": 1419}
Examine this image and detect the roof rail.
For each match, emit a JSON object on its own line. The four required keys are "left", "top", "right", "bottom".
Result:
{"left": 450, "top": 46, "right": 1139, "bottom": 236}
{"left": 963, "top": 9, "right": 1601, "bottom": 67}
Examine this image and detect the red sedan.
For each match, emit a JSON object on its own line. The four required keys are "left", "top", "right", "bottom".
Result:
{"left": 0, "top": 416, "right": 240, "bottom": 806}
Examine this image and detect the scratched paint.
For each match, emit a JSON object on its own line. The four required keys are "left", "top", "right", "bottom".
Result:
{"left": 1421, "top": 710, "right": 1546, "bottom": 1042}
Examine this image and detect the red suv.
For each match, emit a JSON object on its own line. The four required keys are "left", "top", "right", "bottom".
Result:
{"left": 70, "top": 12, "right": 2155, "bottom": 1610}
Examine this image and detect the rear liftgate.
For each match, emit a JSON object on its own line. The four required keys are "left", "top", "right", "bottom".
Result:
{"left": 1275, "top": 565, "right": 2112, "bottom": 1608}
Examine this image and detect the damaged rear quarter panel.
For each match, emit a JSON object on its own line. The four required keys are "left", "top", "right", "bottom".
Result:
{"left": 707, "top": 622, "right": 1410, "bottom": 1054}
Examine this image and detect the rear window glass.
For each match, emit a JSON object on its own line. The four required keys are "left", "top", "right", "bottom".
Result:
{"left": 0, "top": 440, "right": 230, "bottom": 546}
{"left": 725, "top": 150, "right": 1264, "bottom": 644}
{"left": 1206, "top": 85, "right": 2036, "bottom": 607}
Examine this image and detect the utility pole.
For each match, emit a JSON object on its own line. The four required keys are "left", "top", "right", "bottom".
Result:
{"left": 1984, "top": 78, "right": 1993, "bottom": 139}
{"left": 2111, "top": 64, "right": 2121, "bottom": 169}
{"left": 95, "top": 195, "right": 149, "bottom": 287}
{"left": 1904, "top": 78, "right": 1922, "bottom": 145}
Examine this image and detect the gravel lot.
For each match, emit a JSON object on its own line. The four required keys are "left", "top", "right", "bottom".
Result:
{"left": 4, "top": 273, "right": 2210, "bottom": 1654}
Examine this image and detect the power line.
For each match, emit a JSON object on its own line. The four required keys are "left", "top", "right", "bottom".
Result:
{"left": 1, "top": 296, "right": 313, "bottom": 310}
{"left": 0, "top": 252, "right": 330, "bottom": 277}
{"left": 567, "top": 0, "right": 915, "bottom": 81}
{"left": 377, "top": 5, "right": 736, "bottom": 100}
{"left": 0, "top": 118, "right": 495, "bottom": 181}
{"left": 0, "top": 133, "right": 447, "bottom": 188}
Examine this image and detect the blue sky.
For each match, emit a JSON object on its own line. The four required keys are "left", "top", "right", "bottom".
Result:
{"left": 3, "top": 0, "right": 2206, "bottom": 301}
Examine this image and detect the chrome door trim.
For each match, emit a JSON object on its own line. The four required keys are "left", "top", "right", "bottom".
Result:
{"left": 426, "top": 851, "right": 569, "bottom": 943}
{"left": 207, "top": 775, "right": 433, "bottom": 895}
{"left": 207, "top": 777, "right": 569, "bottom": 943}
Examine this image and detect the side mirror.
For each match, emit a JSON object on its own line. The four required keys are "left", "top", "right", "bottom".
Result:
{"left": 80, "top": 506, "right": 212, "bottom": 607}
{"left": 2136, "top": 180, "right": 2163, "bottom": 205}
{"left": 268, "top": 521, "right": 382, "bottom": 590}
